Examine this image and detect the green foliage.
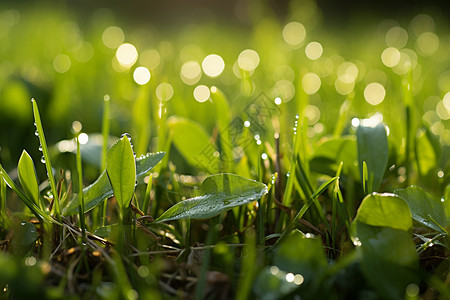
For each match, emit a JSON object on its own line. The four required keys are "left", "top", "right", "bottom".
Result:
{"left": 63, "top": 152, "right": 164, "bottom": 215}
{"left": 18, "top": 150, "right": 40, "bottom": 207}
{"left": 106, "top": 135, "right": 136, "bottom": 214}
{"left": 357, "top": 123, "right": 389, "bottom": 193}
{"left": 167, "top": 116, "right": 219, "bottom": 173}
{"left": 0, "top": 3, "right": 448, "bottom": 299}
{"left": 155, "top": 173, "right": 268, "bottom": 222}
{"left": 353, "top": 193, "right": 412, "bottom": 231}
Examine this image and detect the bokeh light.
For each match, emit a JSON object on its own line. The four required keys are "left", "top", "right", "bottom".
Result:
{"left": 202, "top": 54, "right": 225, "bottom": 77}
{"left": 385, "top": 26, "right": 408, "bottom": 49}
{"left": 133, "top": 66, "right": 151, "bottom": 85}
{"left": 156, "top": 82, "right": 174, "bottom": 101}
{"left": 282, "top": 22, "right": 306, "bottom": 47}
{"left": 237, "top": 49, "right": 260, "bottom": 72}
{"left": 410, "top": 14, "right": 435, "bottom": 37}
{"left": 305, "top": 42, "right": 323, "bottom": 60}
{"left": 139, "top": 49, "right": 161, "bottom": 70}
{"left": 381, "top": 47, "right": 400, "bottom": 67}
{"left": 116, "top": 43, "right": 138, "bottom": 68}
{"left": 302, "top": 72, "right": 321, "bottom": 95}
{"left": 102, "top": 26, "right": 125, "bottom": 49}
{"left": 364, "top": 82, "right": 386, "bottom": 105}
{"left": 337, "top": 62, "right": 358, "bottom": 84}
{"left": 335, "top": 78, "right": 355, "bottom": 95}
{"left": 53, "top": 54, "right": 71, "bottom": 73}
{"left": 416, "top": 32, "right": 439, "bottom": 56}
{"left": 181, "top": 61, "right": 202, "bottom": 85}
{"left": 272, "top": 80, "right": 295, "bottom": 102}
{"left": 193, "top": 85, "right": 210, "bottom": 102}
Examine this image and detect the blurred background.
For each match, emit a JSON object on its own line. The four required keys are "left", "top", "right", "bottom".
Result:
{"left": 0, "top": 0, "right": 449, "bottom": 183}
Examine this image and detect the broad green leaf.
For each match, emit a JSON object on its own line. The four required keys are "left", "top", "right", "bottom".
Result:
{"left": 310, "top": 136, "right": 358, "bottom": 178}
{"left": 395, "top": 186, "right": 447, "bottom": 232}
{"left": 106, "top": 136, "right": 136, "bottom": 211}
{"left": 18, "top": 150, "right": 39, "bottom": 206}
{"left": 353, "top": 193, "right": 412, "bottom": 231}
{"left": 274, "top": 230, "right": 327, "bottom": 280}
{"left": 168, "top": 116, "right": 219, "bottom": 173}
{"left": 155, "top": 173, "right": 268, "bottom": 222}
{"left": 63, "top": 152, "right": 164, "bottom": 216}
{"left": 356, "top": 223, "right": 419, "bottom": 300}
{"left": 356, "top": 122, "right": 388, "bottom": 192}
{"left": 254, "top": 230, "right": 328, "bottom": 300}
{"left": 10, "top": 222, "right": 38, "bottom": 256}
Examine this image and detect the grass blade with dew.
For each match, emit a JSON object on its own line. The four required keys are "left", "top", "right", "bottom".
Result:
{"left": 101, "top": 95, "right": 110, "bottom": 226}
{"left": 31, "top": 98, "right": 61, "bottom": 219}
{"left": 76, "top": 134, "right": 86, "bottom": 242}
{"left": 274, "top": 177, "right": 338, "bottom": 248}
{"left": 0, "top": 164, "right": 59, "bottom": 224}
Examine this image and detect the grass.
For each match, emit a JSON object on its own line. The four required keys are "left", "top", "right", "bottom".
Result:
{"left": 0, "top": 2, "right": 449, "bottom": 299}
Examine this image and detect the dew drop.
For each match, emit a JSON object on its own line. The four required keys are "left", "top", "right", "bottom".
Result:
{"left": 295, "top": 113, "right": 300, "bottom": 119}
{"left": 120, "top": 133, "right": 132, "bottom": 140}
{"left": 41, "top": 156, "right": 46, "bottom": 164}
{"left": 38, "top": 145, "right": 43, "bottom": 152}
{"left": 20, "top": 221, "right": 26, "bottom": 226}
{"left": 35, "top": 130, "right": 39, "bottom": 136}
{"left": 286, "top": 172, "right": 290, "bottom": 177}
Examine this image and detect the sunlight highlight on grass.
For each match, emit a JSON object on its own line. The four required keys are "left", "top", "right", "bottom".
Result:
{"left": 364, "top": 83, "right": 386, "bottom": 105}
{"left": 202, "top": 54, "right": 225, "bottom": 77}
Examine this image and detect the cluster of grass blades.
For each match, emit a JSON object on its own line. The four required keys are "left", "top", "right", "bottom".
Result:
{"left": 0, "top": 97, "right": 448, "bottom": 299}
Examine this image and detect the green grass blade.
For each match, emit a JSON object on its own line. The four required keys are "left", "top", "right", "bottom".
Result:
{"left": 18, "top": 150, "right": 40, "bottom": 209}
{"left": 76, "top": 135, "right": 86, "bottom": 241}
{"left": 0, "top": 164, "right": 58, "bottom": 224}
{"left": 275, "top": 177, "right": 338, "bottom": 247}
{"left": 356, "top": 122, "right": 388, "bottom": 193}
{"left": 101, "top": 95, "right": 110, "bottom": 171}
{"left": 31, "top": 98, "right": 60, "bottom": 218}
